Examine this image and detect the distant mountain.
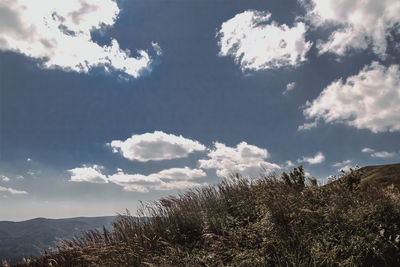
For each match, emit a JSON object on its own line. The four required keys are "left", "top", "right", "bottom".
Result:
{"left": 0, "top": 216, "right": 116, "bottom": 264}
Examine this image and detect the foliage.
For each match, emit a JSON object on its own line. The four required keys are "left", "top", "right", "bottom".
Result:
{"left": 12, "top": 167, "right": 400, "bottom": 266}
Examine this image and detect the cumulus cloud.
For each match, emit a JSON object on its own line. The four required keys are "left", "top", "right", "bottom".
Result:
{"left": 217, "top": 10, "right": 312, "bottom": 71}
{"left": 68, "top": 164, "right": 108, "bottom": 183}
{"left": 371, "top": 151, "right": 398, "bottom": 158}
{"left": 108, "top": 167, "right": 206, "bottom": 192}
{"left": 283, "top": 82, "right": 296, "bottom": 95}
{"left": 154, "top": 167, "right": 206, "bottom": 180}
{"left": 302, "top": 62, "right": 400, "bottom": 133}
{"left": 69, "top": 165, "right": 206, "bottom": 192}
{"left": 298, "top": 152, "right": 325, "bottom": 165}
{"left": 0, "top": 186, "right": 27, "bottom": 195}
{"left": 199, "top": 142, "right": 280, "bottom": 178}
{"left": 0, "top": 0, "right": 159, "bottom": 78}
{"left": 108, "top": 171, "right": 157, "bottom": 192}
{"left": 109, "top": 131, "right": 206, "bottom": 162}
{"left": 303, "top": 0, "right": 400, "bottom": 57}
{"left": 0, "top": 175, "right": 10, "bottom": 182}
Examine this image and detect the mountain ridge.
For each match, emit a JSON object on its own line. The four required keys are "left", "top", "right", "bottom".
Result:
{"left": 0, "top": 216, "right": 116, "bottom": 264}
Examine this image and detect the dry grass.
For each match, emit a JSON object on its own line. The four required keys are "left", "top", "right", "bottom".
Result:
{"left": 11, "top": 166, "right": 400, "bottom": 266}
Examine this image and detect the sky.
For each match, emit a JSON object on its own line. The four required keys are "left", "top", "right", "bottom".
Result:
{"left": 1, "top": 0, "right": 400, "bottom": 221}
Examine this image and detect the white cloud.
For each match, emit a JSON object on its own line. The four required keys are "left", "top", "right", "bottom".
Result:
{"left": 154, "top": 167, "right": 206, "bottom": 180}
{"left": 69, "top": 166, "right": 206, "bottom": 192}
{"left": 332, "top": 160, "right": 354, "bottom": 172}
{"left": 121, "top": 184, "right": 149, "bottom": 193}
{"left": 26, "top": 169, "right": 41, "bottom": 176}
{"left": 16, "top": 175, "right": 24, "bottom": 180}
{"left": 26, "top": 158, "right": 32, "bottom": 162}
{"left": 0, "top": 186, "right": 27, "bottom": 195}
{"left": 0, "top": 0, "right": 159, "bottom": 78}
{"left": 285, "top": 160, "right": 295, "bottom": 168}
{"left": 217, "top": 10, "right": 312, "bottom": 71}
{"left": 332, "top": 160, "right": 352, "bottom": 168}
{"left": 338, "top": 165, "right": 352, "bottom": 173}
{"left": 0, "top": 175, "right": 10, "bottom": 182}
{"left": 109, "top": 131, "right": 206, "bottom": 162}
{"left": 371, "top": 151, "right": 398, "bottom": 158}
{"left": 68, "top": 164, "right": 108, "bottom": 184}
{"left": 302, "top": 62, "right": 400, "bottom": 133}
{"left": 298, "top": 152, "right": 325, "bottom": 165}
{"left": 283, "top": 82, "right": 296, "bottom": 95}
{"left": 362, "top": 147, "right": 375, "bottom": 153}
{"left": 108, "top": 171, "right": 160, "bottom": 186}
{"left": 153, "top": 180, "right": 205, "bottom": 191}
{"left": 199, "top": 142, "right": 280, "bottom": 178}
{"left": 108, "top": 167, "right": 206, "bottom": 192}
{"left": 304, "top": 0, "right": 400, "bottom": 57}
{"left": 361, "top": 147, "right": 398, "bottom": 158}
{"left": 297, "top": 121, "right": 318, "bottom": 131}
{"left": 151, "top": 42, "right": 162, "bottom": 56}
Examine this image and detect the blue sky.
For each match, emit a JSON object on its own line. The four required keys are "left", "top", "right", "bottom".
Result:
{"left": 1, "top": 0, "right": 400, "bottom": 220}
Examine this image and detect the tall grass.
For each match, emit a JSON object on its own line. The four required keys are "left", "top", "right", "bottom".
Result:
{"left": 17, "top": 168, "right": 400, "bottom": 266}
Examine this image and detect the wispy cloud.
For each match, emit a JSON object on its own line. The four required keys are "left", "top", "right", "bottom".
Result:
{"left": 371, "top": 151, "right": 398, "bottom": 158}
{"left": 332, "top": 160, "right": 352, "bottom": 168}
{"left": 298, "top": 121, "right": 318, "bottom": 131}
{"left": 283, "top": 82, "right": 296, "bottom": 95}
{"left": 361, "top": 147, "right": 398, "bottom": 158}
{"left": 361, "top": 148, "right": 375, "bottom": 153}
{"left": 0, "top": 186, "right": 28, "bottom": 195}
{"left": 332, "top": 160, "right": 354, "bottom": 172}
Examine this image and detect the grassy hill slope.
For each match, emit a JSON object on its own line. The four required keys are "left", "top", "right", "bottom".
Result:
{"left": 358, "top": 163, "right": 400, "bottom": 188}
{"left": 12, "top": 164, "right": 400, "bottom": 266}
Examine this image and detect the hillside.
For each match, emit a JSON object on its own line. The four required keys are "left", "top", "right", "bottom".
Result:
{"left": 12, "top": 164, "right": 400, "bottom": 266}
{"left": 0, "top": 216, "right": 115, "bottom": 264}
{"left": 357, "top": 163, "right": 400, "bottom": 188}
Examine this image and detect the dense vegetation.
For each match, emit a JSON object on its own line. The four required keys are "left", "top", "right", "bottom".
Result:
{"left": 11, "top": 165, "right": 400, "bottom": 266}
